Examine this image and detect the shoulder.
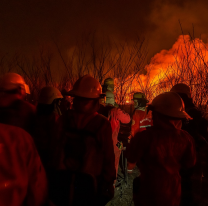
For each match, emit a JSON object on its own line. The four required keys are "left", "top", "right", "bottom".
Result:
{"left": 178, "top": 129, "right": 195, "bottom": 144}
{"left": 0, "top": 123, "right": 34, "bottom": 145}
{"left": 91, "top": 113, "right": 112, "bottom": 135}
{"left": 186, "top": 106, "right": 202, "bottom": 118}
{"left": 131, "top": 127, "right": 152, "bottom": 144}
{"left": 94, "top": 113, "right": 111, "bottom": 126}
{"left": 134, "top": 127, "right": 152, "bottom": 138}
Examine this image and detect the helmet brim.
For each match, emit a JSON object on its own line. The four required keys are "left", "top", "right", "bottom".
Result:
{"left": 153, "top": 109, "right": 192, "bottom": 120}
{"left": 67, "top": 90, "right": 102, "bottom": 99}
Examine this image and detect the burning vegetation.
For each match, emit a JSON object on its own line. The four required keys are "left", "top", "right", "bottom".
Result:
{"left": 115, "top": 35, "right": 208, "bottom": 112}
{"left": 1, "top": 34, "right": 208, "bottom": 111}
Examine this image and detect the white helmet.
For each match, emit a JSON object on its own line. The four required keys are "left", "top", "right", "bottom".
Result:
{"left": 38, "top": 86, "right": 63, "bottom": 104}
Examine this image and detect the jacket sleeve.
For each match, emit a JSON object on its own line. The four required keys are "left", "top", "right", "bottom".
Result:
{"left": 25, "top": 133, "right": 48, "bottom": 206}
{"left": 181, "top": 133, "right": 197, "bottom": 169}
{"left": 131, "top": 112, "right": 140, "bottom": 138}
{"left": 186, "top": 108, "right": 208, "bottom": 146}
{"left": 127, "top": 131, "right": 149, "bottom": 169}
{"left": 99, "top": 119, "right": 116, "bottom": 185}
{"left": 116, "top": 108, "right": 131, "bottom": 124}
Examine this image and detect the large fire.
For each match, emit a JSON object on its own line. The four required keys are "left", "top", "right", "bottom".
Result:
{"left": 115, "top": 35, "right": 208, "bottom": 110}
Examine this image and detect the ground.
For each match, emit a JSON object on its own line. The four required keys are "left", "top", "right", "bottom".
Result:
{"left": 106, "top": 166, "right": 208, "bottom": 206}
{"left": 110, "top": 119, "right": 208, "bottom": 206}
{"left": 106, "top": 165, "right": 139, "bottom": 206}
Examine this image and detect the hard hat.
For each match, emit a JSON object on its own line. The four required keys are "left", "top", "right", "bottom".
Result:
{"left": 149, "top": 92, "right": 192, "bottom": 119}
{"left": 68, "top": 75, "right": 102, "bottom": 98}
{"left": 105, "top": 90, "right": 115, "bottom": 105}
{"left": 133, "top": 92, "right": 146, "bottom": 100}
{"left": 0, "top": 73, "right": 30, "bottom": 94}
{"left": 103, "top": 78, "right": 114, "bottom": 86}
{"left": 38, "top": 86, "right": 63, "bottom": 104}
{"left": 170, "top": 83, "right": 191, "bottom": 98}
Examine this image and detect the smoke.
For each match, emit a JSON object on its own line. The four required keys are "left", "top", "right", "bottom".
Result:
{"left": 144, "top": 34, "right": 208, "bottom": 87}
{"left": 0, "top": 0, "right": 208, "bottom": 61}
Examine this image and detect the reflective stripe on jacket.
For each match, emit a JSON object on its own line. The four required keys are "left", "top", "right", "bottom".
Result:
{"left": 131, "top": 109, "right": 152, "bottom": 138}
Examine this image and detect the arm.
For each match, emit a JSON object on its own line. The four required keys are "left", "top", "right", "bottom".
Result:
{"left": 181, "top": 133, "right": 196, "bottom": 169}
{"left": 116, "top": 108, "right": 131, "bottom": 124}
{"left": 99, "top": 119, "right": 116, "bottom": 199}
{"left": 25, "top": 134, "right": 48, "bottom": 206}
{"left": 130, "top": 112, "right": 140, "bottom": 138}
{"left": 100, "top": 120, "right": 116, "bottom": 184}
{"left": 127, "top": 131, "right": 149, "bottom": 172}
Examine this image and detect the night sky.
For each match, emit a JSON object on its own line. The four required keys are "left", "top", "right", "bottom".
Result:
{"left": 1, "top": 0, "right": 208, "bottom": 62}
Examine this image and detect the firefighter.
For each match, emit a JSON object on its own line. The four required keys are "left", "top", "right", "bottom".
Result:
{"left": 33, "top": 86, "right": 63, "bottom": 170}
{"left": 170, "top": 83, "right": 208, "bottom": 146}
{"left": 0, "top": 73, "right": 36, "bottom": 135}
{"left": 37, "top": 86, "right": 63, "bottom": 116}
{"left": 51, "top": 75, "right": 116, "bottom": 206}
{"left": 0, "top": 123, "right": 48, "bottom": 206}
{"left": 130, "top": 92, "right": 152, "bottom": 139}
{"left": 170, "top": 83, "right": 208, "bottom": 205}
{"left": 102, "top": 78, "right": 114, "bottom": 93}
{"left": 103, "top": 90, "right": 131, "bottom": 179}
{"left": 102, "top": 78, "right": 119, "bottom": 108}
{"left": 127, "top": 92, "right": 196, "bottom": 206}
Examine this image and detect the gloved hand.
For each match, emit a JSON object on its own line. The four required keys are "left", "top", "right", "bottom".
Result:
{"left": 116, "top": 141, "right": 123, "bottom": 150}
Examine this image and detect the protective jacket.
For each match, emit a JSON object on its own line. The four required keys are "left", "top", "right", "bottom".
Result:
{"left": 131, "top": 107, "right": 152, "bottom": 138}
{"left": 107, "top": 107, "right": 131, "bottom": 176}
{"left": 0, "top": 123, "right": 48, "bottom": 206}
{"left": 182, "top": 105, "right": 208, "bottom": 149}
{"left": 0, "top": 99, "right": 36, "bottom": 135}
{"left": 52, "top": 110, "right": 116, "bottom": 202}
{"left": 33, "top": 112, "right": 60, "bottom": 170}
{"left": 127, "top": 114, "right": 196, "bottom": 206}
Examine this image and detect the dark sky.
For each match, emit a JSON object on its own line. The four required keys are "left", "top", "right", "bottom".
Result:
{"left": 1, "top": 0, "right": 208, "bottom": 61}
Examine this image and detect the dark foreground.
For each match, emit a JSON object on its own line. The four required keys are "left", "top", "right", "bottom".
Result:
{"left": 107, "top": 166, "right": 208, "bottom": 206}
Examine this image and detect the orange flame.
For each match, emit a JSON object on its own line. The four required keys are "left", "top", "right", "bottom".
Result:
{"left": 117, "top": 35, "right": 208, "bottom": 107}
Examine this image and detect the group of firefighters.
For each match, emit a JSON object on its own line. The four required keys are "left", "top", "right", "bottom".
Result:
{"left": 0, "top": 72, "right": 206, "bottom": 206}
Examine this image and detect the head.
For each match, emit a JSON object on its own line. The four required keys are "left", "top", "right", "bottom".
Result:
{"left": 38, "top": 86, "right": 63, "bottom": 115}
{"left": 105, "top": 91, "right": 115, "bottom": 106}
{"left": 170, "top": 83, "right": 191, "bottom": 98}
{"left": 103, "top": 78, "right": 114, "bottom": 92}
{"left": 132, "top": 92, "right": 148, "bottom": 109}
{"left": 0, "top": 73, "right": 30, "bottom": 107}
{"left": 68, "top": 75, "right": 102, "bottom": 113}
{"left": 148, "top": 92, "right": 191, "bottom": 121}
{"left": 170, "top": 83, "right": 194, "bottom": 108}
